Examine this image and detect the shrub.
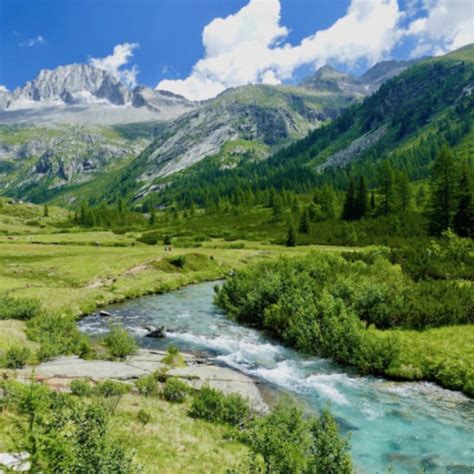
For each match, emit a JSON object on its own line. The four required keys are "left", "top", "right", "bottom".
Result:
{"left": 168, "top": 255, "right": 186, "bottom": 268}
{"left": 95, "top": 380, "right": 131, "bottom": 398}
{"left": 103, "top": 325, "right": 137, "bottom": 360}
{"left": 1, "top": 346, "right": 31, "bottom": 369}
{"left": 162, "top": 377, "right": 189, "bottom": 403}
{"left": 243, "top": 399, "right": 311, "bottom": 473}
{"left": 134, "top": 374, "right": 157, "bottom": 397}
{"left": 309, "top": 407, "right": 353, "bottom": 473}
{"left": 162, "top": 345, "right": 186, "bottom": 368}
{"left": 0, "top": 296, "right": 41, "bottom": 320}
{"left": 26, "top": 311, "right": 89, "bottom": 360}
{"left": 70, "top": 379, "right": 93, "bottom": 397}
{"left": 189, "top": 386, "right": 250, "bottom": 426}
{"left": 137, "top": 409, "right": 152, "bottom": 425}
{"left": 137, "top": 231, "right": 160, "bottom": 245}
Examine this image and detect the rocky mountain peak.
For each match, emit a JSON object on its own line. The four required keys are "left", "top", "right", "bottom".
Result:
{"left": 300, "top": 65, "right": 365, "bottom": 96}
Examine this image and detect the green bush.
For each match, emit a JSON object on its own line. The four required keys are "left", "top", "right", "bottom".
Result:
{"left": 1, "top": 346, "right": 31, "bottom": 369}
{"left": 95, "top": 380, "right": 131, "bottom": 398}
{"left": 103, "top": 325, "right": 137, "bottom": 360}
{"left": 70, "top": 379, "right": 93, "bottom": 397}
{"left": 1, "top": 380, "right": 136, "bottom": 473}
{"left": 243, "top": 399, "right": 311, "bottom": 473}
{"left": 134, "top": 374, "right": 157, "bottom": 397}
{"left": 168, "top": 255, "right": 186, "bottom": 268}
{"left": 137, "top": 408, "right": 152, "bottom": 425}
{"left": 137, "top": 231, "right": 160, "bottom": 245}
{"left": 189, "top": 386, "right": 250, "bottom": 426}
{"left": 0, "top": 296, "right": 41, "bottom": 320}
{"left": 162, "top": 377, "right": 189, "bottom": 403}
{"left": 26, "top": 311, "right": 90, "bottom": 361}
{"left": 162, "top": 345, "right": 186, "bottom": 367}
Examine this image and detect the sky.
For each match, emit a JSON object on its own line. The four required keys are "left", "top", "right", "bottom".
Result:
{"left": 0, "top": 0, "right": 473, "bottom": 100}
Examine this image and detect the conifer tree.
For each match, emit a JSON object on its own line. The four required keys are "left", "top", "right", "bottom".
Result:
{"left": 453, "top": 162, "right": 474, "bottom": 237}
{"left": 342, "top": 177, "right": 356, "bottom": 220}
{"left": 299, "top": 209, "right": 310, "bottom": 234}
{"left": 43, "top": 204, "right": 49, "bottom": 218}
{"left": 149, "top": 206, "right": 156, "bottom": 225}
{"left": 378, "top": 161, "right": 396, "bottom": 216}
{"left": 396, "top": 171, "right": 411, "bottom": 213}
{"left": 286, "top": 225, "right": 297, "bottom": 247}
{"left": 429, "top": 145, "right": 459, "bottom": 234}
{"left": 354, "top": 176, "right": 368, "bottom": 219}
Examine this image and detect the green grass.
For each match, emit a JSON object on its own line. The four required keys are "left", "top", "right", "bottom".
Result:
{"left": 0, "top": 388, "right": 248, "bottom": 472}
{"left": 390, "top": 325, "right": 474, "bottom": 392}
{"left": 113, "top": 393, "right": 248, "bottom": 473}
{"left": 0, "top": 320, "right": 39, "bottom": 355}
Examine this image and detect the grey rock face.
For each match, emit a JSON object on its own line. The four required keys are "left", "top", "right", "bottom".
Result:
{"left": 360, "top": 58, "right": 423, "bottom": 93}
{"left": 136, "top": 83, "right": 344, "bottom": 187}
{"left": 0, "top": 64, "right": 197, "bottom": 126}
{"left": 301, "top": 65, "right": 366, "bottom": 97}
{"left": 17, "top": 350, "right": 268, "bottom": 412}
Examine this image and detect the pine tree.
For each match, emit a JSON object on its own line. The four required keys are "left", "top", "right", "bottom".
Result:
{"left": 378, "top": 161, "right": 396, "bottom": 216}
{"left": 43, "top": 204, "right": 49, "bottom": 218}
{"left": 429, "top": 145, "right": 459, "bottom": 234}
{"left": 319, "top": 184, "right": 337, "bottom": 219}
{"left": 298, "top": 209, "right": 310, "bottom": 234}
{"left": 149, "top": 206, "right": 156, "bottom": 225}
{"left": 342, "top": 178, "right": 356, "bottom": 220}
{"left": 396, "top": 171, "right": 411, "bottom": 213}
{"left": 453, "top": 162, "right": 474, "bottom": 237}
{"left": 286, "top": 225, "right": 297, "bottom": 247}
{"left": 354, "top": 176, "right": 368, "bottom": 219}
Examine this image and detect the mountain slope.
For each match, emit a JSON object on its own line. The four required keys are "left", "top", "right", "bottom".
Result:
{"left": 90, "top": 81, "right": 365, "bottom": 202}
{"left": 143, "top": 45, "right": 474, "bottom": 207}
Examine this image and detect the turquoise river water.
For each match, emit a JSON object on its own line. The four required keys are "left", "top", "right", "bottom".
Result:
{"left": 78, "top": 281, "right": 474, "bottom": 474}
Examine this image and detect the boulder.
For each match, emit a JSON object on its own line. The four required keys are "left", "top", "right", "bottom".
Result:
{"left": 145, "top": 326, "right": 166, "bottom": 338}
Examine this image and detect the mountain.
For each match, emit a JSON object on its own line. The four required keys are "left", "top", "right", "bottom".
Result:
{"left": 133, "top": 45, "right": 474, "bottom": 207}
{"left": 359, "top": 58, "right": 423, "bottom": 93}
{"left": 301, "top": 59, "right": 423, "bottom": 96}
{"left": 97, "top": 81, "right": 365, "bottom": 201}
{"left": 300, "top": 65, "right": 367, "bottom": 96}
{"left": 0, "top": 64, "right": 196, "bottom": 125}
{"left": 0, "top": 64, "right": 196, "bottom": 203}
{"left": 0, "top": 55, "right": 429, "bottom": 204}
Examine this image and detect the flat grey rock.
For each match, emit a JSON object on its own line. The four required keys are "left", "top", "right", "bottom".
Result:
{"left": 17, "top": 350, "right": 267, "bottom": 411}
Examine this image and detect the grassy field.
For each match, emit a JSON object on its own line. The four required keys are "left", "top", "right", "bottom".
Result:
{"left": 112, "top": 393, "right": 248, "bottom": 473}
{"left": 0, "top": 390, "right": 248, "bottom": 473}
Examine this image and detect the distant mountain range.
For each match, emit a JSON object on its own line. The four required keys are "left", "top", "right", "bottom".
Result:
{"left": 0, "top": 57, "right": 426, "bottom": 204}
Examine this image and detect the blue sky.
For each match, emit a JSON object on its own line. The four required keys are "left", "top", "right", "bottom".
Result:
{"left": 1, "top": 0, "right": 473, "bottom": 100}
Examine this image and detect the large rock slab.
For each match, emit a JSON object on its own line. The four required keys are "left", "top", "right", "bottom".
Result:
{"left": 17, "top": 350, "right": 267, "bottom": 411}
{"left": 170, "top": 364, "right": 268, "bottom": 413}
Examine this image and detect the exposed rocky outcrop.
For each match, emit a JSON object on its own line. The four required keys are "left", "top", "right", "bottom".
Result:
{"left": 16, "top": 350, "right": 268, "bottom": 412}
{"left": 317, "top": 125, "right": 388, "bottom": 172}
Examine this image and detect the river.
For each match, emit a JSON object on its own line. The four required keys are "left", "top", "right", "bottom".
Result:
{"left": 78, "top": 281, "right": 474, "bottom": 473}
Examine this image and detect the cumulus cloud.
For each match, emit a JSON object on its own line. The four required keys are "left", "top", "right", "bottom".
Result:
{"left": 0, "top": 85, "right": 9, "bottom": 93}
{"left": 90, "top": 42, "right": 139, "bottom": 88}
{"left": 405, "top": 0, "right": 474, "bottom": 57}
{"left": 156, "top": 0, "right": 473, "bottom": 101}
{"left": 157, "top": 0, "right": 401, "bottom": 100}
{"left": 19, "top": 35, "right": 46, "bottom": 48}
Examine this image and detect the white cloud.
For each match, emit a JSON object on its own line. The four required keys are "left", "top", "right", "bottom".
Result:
{"left": 157, "top": 0, "right": 401, "bottom": 100}
{"left": 0, "top": 85, "right": 9, "bottom": 93}
{"left": 156, "top": 0, "right": 473, "bottom": 101}
{"left": 89, "top": 42, "right": 139, "bottom": 88}
{"left": 19, "top": 35, "right": 46, "bottom": 48}
{"left": 405, "top": 0, "right": 474, "bottom": 57}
